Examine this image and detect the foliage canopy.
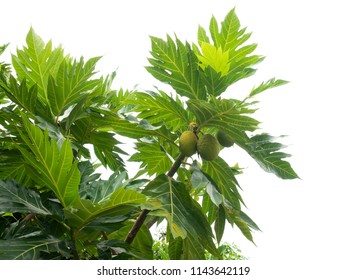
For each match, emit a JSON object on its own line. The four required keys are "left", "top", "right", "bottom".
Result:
{"left": 0, "top": 8, "right": 298, "bottom": 260}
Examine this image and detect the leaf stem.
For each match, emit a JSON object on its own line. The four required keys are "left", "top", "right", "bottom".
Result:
{"left": 125, "top": 153, "right": 186, "bottom": 244}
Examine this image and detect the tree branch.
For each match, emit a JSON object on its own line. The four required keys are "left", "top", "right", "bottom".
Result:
{"left": 125, "top": 153, "right": 186, "bottom": 244}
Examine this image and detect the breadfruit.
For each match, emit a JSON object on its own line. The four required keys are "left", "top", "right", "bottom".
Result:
{"left": 197, "top": 134, "right": 219, "bottom": 161}
{"left": 216, "top": 130, "right": 234, "bottom": 147}
{"left": 179, "top": 131, "right": 197, "bottom": 157}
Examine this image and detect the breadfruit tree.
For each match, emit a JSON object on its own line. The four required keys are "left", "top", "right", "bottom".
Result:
{"left": 0, "top": 8, "right": 298, "bottom": 259}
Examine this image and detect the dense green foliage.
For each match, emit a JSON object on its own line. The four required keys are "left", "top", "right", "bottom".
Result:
{"left": 0, "top": 8, "right": 298, "bottom": 259}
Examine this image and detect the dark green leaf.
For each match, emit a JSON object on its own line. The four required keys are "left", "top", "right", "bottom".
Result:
{"left": 143, "top": 175, "right": 219, "bottom": 257}
{"left": 168, "top": 236, "right": 183, "bottom": 260}
{"left": 109, "top": 223, "right": 154, "bottom": 260}
{"left": 0, "top": 235, "right": 69, "bottom": 260}
{"left": 64, "top": 187, "right": 149, "bottom": 230}
{"left": 0, "top": 180, "right": 51, "bottom": 215}
{"left": 214, "top": 205, "right": 226, "bottom": 244}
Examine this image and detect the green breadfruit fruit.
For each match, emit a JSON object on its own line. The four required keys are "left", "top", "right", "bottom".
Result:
{"left": 179, "top": 131, "right": 197, "bottom": 157}
{"left": 197, "top": 134, "right": 220, "bottom": 161}
{"left": 216, "top": 130, "right": 234, "bottom": 147}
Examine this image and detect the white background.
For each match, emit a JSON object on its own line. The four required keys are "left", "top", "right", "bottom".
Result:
{"left": 1, "top": 0, "right": 346, "bottom": 279}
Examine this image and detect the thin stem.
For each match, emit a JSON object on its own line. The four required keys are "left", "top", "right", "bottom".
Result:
{"left": 125, "top": 153, "right": 185, "bottom": 244}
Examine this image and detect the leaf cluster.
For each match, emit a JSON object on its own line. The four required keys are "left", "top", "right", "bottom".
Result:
{"left": 0, "top": 8, "right": 298, "bottom": 260}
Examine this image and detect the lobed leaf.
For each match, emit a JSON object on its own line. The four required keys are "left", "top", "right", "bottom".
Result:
{"left": 12, "top": 27, "right": 64, "bottom": 102}
{"left": 16, "top": 115, "right": 80, "bottom": 206}
{"left": 240, "top": 133, "right": 299, "bottom": 179}
{"left": 64, "top": 187, "right": 149, "bottom": 231}
{"left": 129, "top": 141, "right": 173, "bottom": 177}
{"left": 0, "top": 235, "right": 68, "bottom": 260}
{"left": 143, "top": 175, "right": 219, "bottom": 257}
{"left": 0, "top": 180, "right": 51, "bottom": 215}
{"left": 47, "top": 56, "right": 102, "bottom": 116}
{"left": 249, "top": 78, "right": 289, "bottom": 98}
{"left": 146, "top": 35, "right": 206, "bottom": 100}
{"left": 187, "top": 98, "right": 259, "bottom": 133}
{"left": 125, "top": 90, "right": 190, "bottom": 131}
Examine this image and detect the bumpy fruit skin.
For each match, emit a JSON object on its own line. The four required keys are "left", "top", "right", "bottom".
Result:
{"left": 216, "top": 130, "right": 234, "bottom": 147}
{"left": 179, "top": 131, "right": 197, "bottom": 157}
{"left": 197, "top": 134, "right": 219, "bottom": 161}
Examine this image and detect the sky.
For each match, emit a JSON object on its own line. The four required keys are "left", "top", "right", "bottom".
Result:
{"left": 1, "top": 0, "right": 346, "bottom": 278}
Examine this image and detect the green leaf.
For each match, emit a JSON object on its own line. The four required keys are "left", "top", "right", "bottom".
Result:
{"left": 125, "top": 90, "right": 190, "bottom": 131}
{"left": 249, "top": 78, "right": 289, "bottom": 98}
{"left": 197, "top": 25, "right": 210, "bottom": 45}
{"left": 234, "top": 216, "right": 255, "bottom": 244}
{"left": 190, "top": 163, "right": 223, "bottom": 206}
{"left": 241, "top": 133, "right": 299, "bottom": 179}
{"left": 12, "top": 27, "right": 64, "bottom": 101}
{"left": 129, "top": 141, "right": 173, "bottom": 177}
{"left": 182, "top": 233, "right": 208, "bottom": 260}
{"left": 80, "top": 171, "right": 127, "bottom": 204}
{"left": 0, "top": 235, "right": 68, "bottom": 260}
{"left": 202, "top": 158, "right": 244, "bottom": 209}
{"left": 47, "top": 56, "right": 102, "bottom": 116}
{"left": 195, "top": 8, "right": 263, "bottom": 95}
{"left": 0, "top": 149, "right": 32, "bottom": 186}
{"left": 214, "top": 205, "right": 226, "bottom": 244}
{"left": 143, "top": 175, "right": 219, "bottom": 257}
{"left": 109, "top": 223, "right": 154, "bottom": 260}
{"left": 168, "top": 236, "right": 183, "bottom": 260}
{"left": 187, "top": 97, "right": 259, "bottom": 134}
{"left": 0, "top": 180, "right": 51, "bottom": 215}
{"left": 146, "top": 35, "right": 206, "bottom": 100}
{"left": 91, "top": 131, "right": 126, "bottom": 172}
{"left": 16, "top": 115, "right": 80, "bottom": 206}
{"left": 64, "top": 187, "right": 149, "bottom": 231}
{"left": 197, "top": 42, "right": 230, "bottom": 76}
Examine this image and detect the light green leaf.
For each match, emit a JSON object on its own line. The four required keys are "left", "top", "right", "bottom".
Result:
{"left": 16, "top": 115, "right": 80, "bottom": 207}
{"left": 0, "top": 180, "right": 51, "bottom": 215}
{"left": 195, "top": 8, "right": 263, "bottom": 94}
{"left": 197, "top": 42, "right": 230, "bottom": 76}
